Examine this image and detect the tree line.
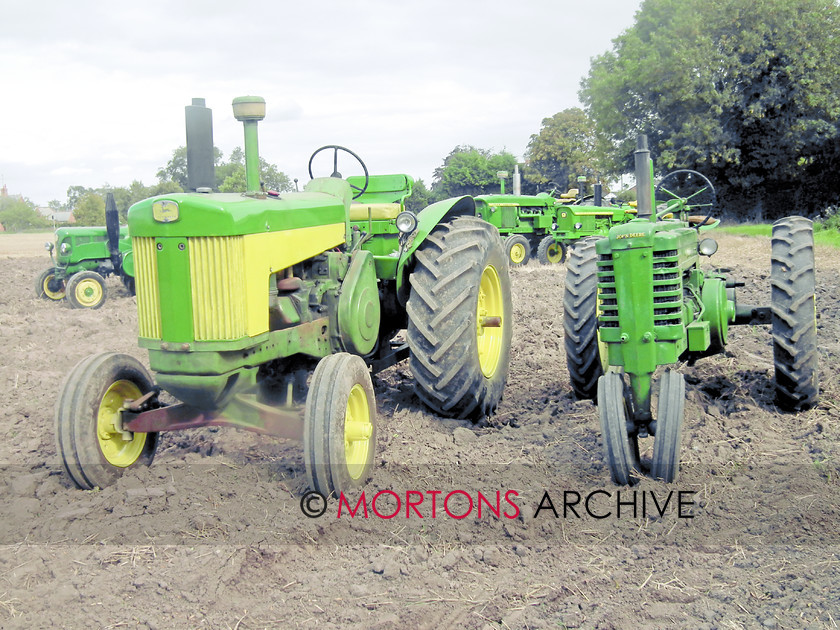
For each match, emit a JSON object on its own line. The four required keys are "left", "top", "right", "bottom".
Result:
{"left": 4, "top": 0, "right": 837, "bottom": 231}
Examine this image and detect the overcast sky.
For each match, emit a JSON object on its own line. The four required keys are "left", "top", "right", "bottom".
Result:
{"left": 0, "top": 0, "right": 642, "bottom": 206}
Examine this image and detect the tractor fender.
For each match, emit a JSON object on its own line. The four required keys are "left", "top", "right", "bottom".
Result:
{"left": 395, "top": 196, "right": 476, "bottom": 304}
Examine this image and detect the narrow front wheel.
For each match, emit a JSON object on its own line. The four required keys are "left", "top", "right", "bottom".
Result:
{"left": 304, "top": 353, "right": 377, "bottom": 497}
{"left": 598, "top": 373, "right": 641, "bottom": 485}
{"left": 55, "top": 353, "right": 158, "bottom": 489}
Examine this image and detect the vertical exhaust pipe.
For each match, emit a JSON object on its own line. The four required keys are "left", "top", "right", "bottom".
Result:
{"left": 634, "top": 135, "right": 654, "bottom": 220}
{"left": 105, "top": 192, "right": 120, "bottom": 261}
{"left": 232, "top": 96, "right": 266, "bottom": 196}
{"left": 185, "top": 98, "right": 215, "bottom": 191}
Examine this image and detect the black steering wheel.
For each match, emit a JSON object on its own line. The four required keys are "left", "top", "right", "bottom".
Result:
{"left": 654, "top": 169, "right": 717, "bottom": 228}
{"left": 307, "top": 145, "right": 369, "bottom": 199}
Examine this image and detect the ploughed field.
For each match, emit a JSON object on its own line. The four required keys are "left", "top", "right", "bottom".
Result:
{"left": 1, "top": 231, "right": 838, "bottom": 629}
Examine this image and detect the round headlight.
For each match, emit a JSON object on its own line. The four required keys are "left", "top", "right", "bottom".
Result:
{"left": 698, "top": 238, "right": 718, "bottom": 257}
{"left": 396, "top": 211, "right": 418, "bottom": 234}
{"left": 44, "top": 241, "right": 54, "bottom": 251}
{"left": 60, "top": 242, "right": 71, "bottom": 255}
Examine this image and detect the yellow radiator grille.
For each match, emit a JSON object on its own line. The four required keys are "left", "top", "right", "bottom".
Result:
{"left": 189, "top": 236, "right": 247, "bottom": 340}
{"left": 133, "top": 237, "right": 162, "bottom": 339}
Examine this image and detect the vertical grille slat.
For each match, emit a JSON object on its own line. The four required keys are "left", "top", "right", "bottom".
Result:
{"left": 189, "top": 236, "right": 246, "bottom": 340}
{"left": 133, "top": 237, "right": 162, "bottom": 339}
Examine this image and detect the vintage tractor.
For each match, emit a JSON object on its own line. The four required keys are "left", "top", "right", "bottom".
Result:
{"left": 563, "top": 135, "right": 818, "bottom": 484}
{"left": 36, "top": 193, "right": 135, "bottom": 309}
{"left": 474, "top": 183, "right": 637, "bottom": 267}
{"left": 54, "top": 96, "right": 512, "bottom": 497}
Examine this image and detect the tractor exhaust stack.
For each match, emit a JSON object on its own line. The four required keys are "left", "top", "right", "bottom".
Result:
{"left": 232, "top": 96, "right": 266, "bottom": 195}
{"left": 634, "top": 135, "right": 654, "bottom": 219}
{"left": 185, "top": 98, "right": 215, "bottom": 192}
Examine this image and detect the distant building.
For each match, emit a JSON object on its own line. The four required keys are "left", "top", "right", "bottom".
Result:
{"left": 36, "top": 206, "right": 75, "bottom": 224}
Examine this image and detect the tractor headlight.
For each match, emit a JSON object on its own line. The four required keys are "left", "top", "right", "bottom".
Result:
{"left": 396, "top": 211, "right": 418, "bottom": 234}
{"left": 698, "top": 238, "right": 718, "bottom": 257}
{"left": 45, "top": 241, "right": 54, "bottom": 252}
{"left": 60, "top": 242, "right": 71, "bottom": 255}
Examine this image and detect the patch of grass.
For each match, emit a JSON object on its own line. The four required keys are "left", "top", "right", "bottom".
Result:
{"left": 717, "top": 223, "right": 840, "bottom": 248}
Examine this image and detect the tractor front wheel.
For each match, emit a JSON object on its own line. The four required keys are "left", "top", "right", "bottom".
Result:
{"left": 650, "top": 370, "right": 686, "bottom": 483}
{"left": 55, "top": 352, "right": 158, "bottom": 489}
{"left": 564, "top": 237, "right": 605, "bottom": 400}
{"left": 537, "top": 236, "right": 566, "bottom": 264}
{"left": 505, "top": 234, "right": 531, "bottom": 267}
{"left": 407, "top": 216, "right": 512, "bottom": 419}
{"left": 66, "top": 271, "right": 107, "bottom": 309}
{"left": 36, "top": 268, "right": 66, "bottom": 300}
{"left": 598, "top": 373, "right": 641, "bottom": 485}
{"left": 304, "top": 353, "right": 377, "bottom": 497}
{"left": 770, "top": 217, "right": 819, "bottom": 411}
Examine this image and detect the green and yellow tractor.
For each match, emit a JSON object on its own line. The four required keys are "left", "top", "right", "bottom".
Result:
{"left": 37, "top": 193, "right": 135, "bottom": 309}
{"left": 564, "top": 135, "right": 818, "bottom": 484}
{"left": 55, "top": 96, "right": 513, "bottom": 497}
{"left": 475, "top": 181, "right": 637, "bottom": 267}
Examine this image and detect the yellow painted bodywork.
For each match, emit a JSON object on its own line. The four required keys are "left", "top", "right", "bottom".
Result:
{"left": 134, "top": 236, "right": 162, "bottom": 339}
{"left": 349, "top": 203, "right": 401, "bottom": 221}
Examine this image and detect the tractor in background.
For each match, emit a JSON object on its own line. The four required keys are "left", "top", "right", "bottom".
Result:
{"left": 55, "top": 96, "right": 512, "bottom": 498}
{"left": 475, "top": 179, "right": 637, "bottom": 267}
{"left": 36, "top": 193, "right": 135, "bottom": 309}
{"left": 563, "top": 135, "right": 818, "bottom": 484}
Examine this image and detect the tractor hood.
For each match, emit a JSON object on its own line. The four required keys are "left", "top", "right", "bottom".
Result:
{"left": 128, "top": 187, "right": 348, "bottom": 238}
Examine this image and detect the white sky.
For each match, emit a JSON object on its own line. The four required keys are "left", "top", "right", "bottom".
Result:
{"left": 0, "top": 0, "right": 641, "bottom": 206}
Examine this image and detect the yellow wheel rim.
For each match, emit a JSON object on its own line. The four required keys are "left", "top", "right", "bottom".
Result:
{"left": 43, "top": 274, "right": 65, "bottom": 300}
{"left": 546, "top": 243, "right": 564, "bottom": 264}
{"left": 509, "top": 242, "right": 526, "bottom": 264}
{"left": 344, "top": 384, "right": 372, "bottom": 480}
{"left": 97, "top": 380, "right": 147, "bottom": 467}
{"left": 75, "top": 278, "right": 103, "bottom": 307}
{"left": 477, "top": 264, "right": 504, "bottom": 378}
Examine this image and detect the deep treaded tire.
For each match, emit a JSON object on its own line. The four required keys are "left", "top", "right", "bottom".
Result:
{"left": 564, "top": 237, "right": 603, "bottom": 399}
{"left": 598, "top": 373, "right": 640, "bottom": 485}
{"left": 537, "top": 235, "right": 566, "bottom": 264}
{"left": 407, "top": 216, "right": 512, "bottom": 419}
{"left": 771, "top": 217, "right": 819, "bottom": 411}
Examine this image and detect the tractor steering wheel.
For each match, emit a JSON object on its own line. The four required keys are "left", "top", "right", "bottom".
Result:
{"left": 308, "top": 145, "right": 370, "bottom": 199}
{"left": 654, "top": 169, "right": 717, "bottom": 228}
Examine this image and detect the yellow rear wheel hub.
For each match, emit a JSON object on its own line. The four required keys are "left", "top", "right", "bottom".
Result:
{"left": 75, "top": 278, "right": 103, "bottom": 307}
{"left": 97, "top": 380, "right": 147, "bottom": 467}
{"left": 344, "top": 384, "right": 372, "bottom": 480}
{"left": 476, "top": 264, "right": 504, "bottom": 378}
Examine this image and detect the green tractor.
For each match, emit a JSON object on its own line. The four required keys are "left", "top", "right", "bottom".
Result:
{"left": 564, "top": 135, "right": 818, "bottom": 484}
{"left": 475, "top": 179, "right": 637, "bottom": 267}
{"left": 36, "top": 193, "right": 136, "bottom": 309}
{"left": 55, "top": 96, "right": 513, "bottom": 497}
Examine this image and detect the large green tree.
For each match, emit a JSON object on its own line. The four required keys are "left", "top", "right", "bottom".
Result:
{"left": 432, "top": 146, "right": 518, "bottom": 198}
{"left": 73, "top": 193, "right": 106, "bottom": 226}
{"left": 581, "top": 0, "right": 840, "bottom": 219}
{"left": 0, "top": 196, "right": 48, "bottom": 232}
{"left": 524, "top": 108, "right": 600, "bottom": 192}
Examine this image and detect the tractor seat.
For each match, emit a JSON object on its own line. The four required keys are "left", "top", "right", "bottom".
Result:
{"left": 347, "top": 174, "right": 414, "bottom": 222}
{"left": 687, "top": 215, "right": 719, "bottom": 226}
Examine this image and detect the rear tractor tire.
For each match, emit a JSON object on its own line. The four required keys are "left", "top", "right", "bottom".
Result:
{"left": 505, "top": 234, "right": 531, "bottom": 267}
{"left": 36, "top": 268, "right": 66, "bottom": 300}
{"left": 55, "top": 352, "right": 158, "bottom": 490}
{"left": 66, "top": 270, "right": 107, "bottom": 309}
{"left": 771, "top": 217, "right": 819, "bottom": 411}
{"left": 407, "top": 216, "right": 512, "bottom": 419}
{"left": 537, "top": 235, "right": 566, "bottom": 264}
{"left": 304, "top": 353, "right": 377, "bottom": 498}
{"left": 564, "top": 237, "right": 605, "bottom": 400}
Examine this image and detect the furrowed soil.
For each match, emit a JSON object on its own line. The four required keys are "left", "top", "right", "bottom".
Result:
{"left": 1, "top": 232, "right": 838, "bottom": 629}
